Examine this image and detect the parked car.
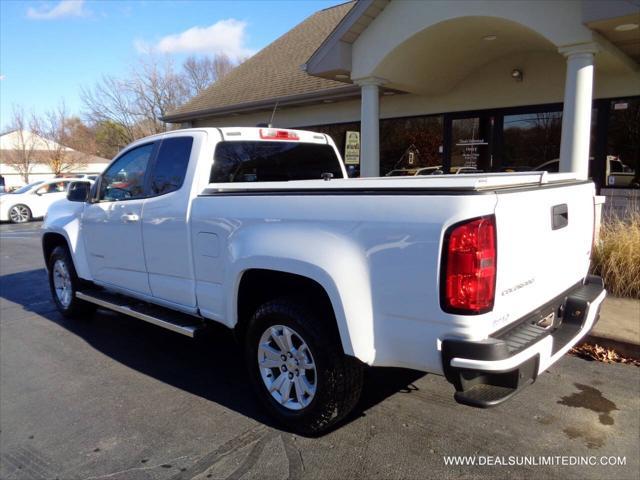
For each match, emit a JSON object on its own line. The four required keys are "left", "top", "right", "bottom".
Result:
{"left": 385, "top": 168, "right": 421, "bottom": 176}
{"left": 77, "top": 174, "right": 99, "bottom": 181}
{"left": 451, "top": 166, "right": 483, "bottom": 174}
{"left": 388, "top": 166, "right": 483, "bottom": 176}
{"left": 415, "top": 166, "right": 443, "bottom": 175}
{"left": 0, "top": 178, "right": 87, "bottom": 223}
{"left": 533, "top": 156, "right": 639, "bottom": 187}
{"left": 42, "top": 127, "right": 605, "bottom": 434}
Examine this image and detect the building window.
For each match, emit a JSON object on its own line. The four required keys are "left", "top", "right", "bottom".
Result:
{"left": 606, "top": 98, "right": 639, "bottom": 188}
{"left": 501, "top": 108, "right": 598, "bottom": 176}
{"left": 380, "top": 116, "right": 443, "bottom": 176}
{"left": 502, "top": 111, "right": 563, "bottom": 171}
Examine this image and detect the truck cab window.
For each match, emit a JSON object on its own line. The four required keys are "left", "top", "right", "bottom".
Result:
{"left": 149, "top": 137, "right": 193, "bottom": 196}
{"left": 210, "top": 141, "right": 343, "bottom": 183}
{"left": 100, "top": 143, "right": 154, "bottom": 201}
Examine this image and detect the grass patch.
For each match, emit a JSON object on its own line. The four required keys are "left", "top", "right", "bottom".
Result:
{"left": 590, "top": 210, "right": 640, "bottom": 298}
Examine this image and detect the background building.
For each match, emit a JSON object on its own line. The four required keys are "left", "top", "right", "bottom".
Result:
{"left": 164, "top": 0, "right": 639, "bottom": 209}
{"left": 0, "top": 130, "right": 109, "bottom": 188}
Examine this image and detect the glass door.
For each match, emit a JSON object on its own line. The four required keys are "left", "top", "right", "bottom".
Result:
{"left": 445, "top": 115, "right": 495, "bottom": 174}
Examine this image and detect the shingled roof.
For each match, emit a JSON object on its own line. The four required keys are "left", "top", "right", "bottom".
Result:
{"left": 164, "top": 1, "right": 356, "bottom": 123}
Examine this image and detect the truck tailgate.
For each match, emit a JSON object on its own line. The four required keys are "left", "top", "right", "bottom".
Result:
{"left": 491, "top": 181, "right": 595, "bottom": 329}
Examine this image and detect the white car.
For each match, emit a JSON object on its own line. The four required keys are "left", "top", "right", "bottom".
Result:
{"left": 0, "top": 178, "right": 88, "bottom": 223}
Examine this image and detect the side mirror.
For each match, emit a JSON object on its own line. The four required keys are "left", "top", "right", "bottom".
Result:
{"left": 67, "top": 181, "right": 91, "bottom": 202}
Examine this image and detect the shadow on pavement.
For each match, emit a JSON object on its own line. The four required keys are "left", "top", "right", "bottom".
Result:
{"left": 0, "top": 268, "right": 426, "bottom": 435}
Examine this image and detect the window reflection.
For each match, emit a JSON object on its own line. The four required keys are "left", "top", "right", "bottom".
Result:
{"left": 502, "top": 112, "right": 562, "bottom": 171}
{"left": 607, "top": 99, "right": 639, "bottom": 188}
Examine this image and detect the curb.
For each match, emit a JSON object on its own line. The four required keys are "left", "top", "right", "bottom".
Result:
{"left": 584, "top": 334, "right": 640, "bottom": 359}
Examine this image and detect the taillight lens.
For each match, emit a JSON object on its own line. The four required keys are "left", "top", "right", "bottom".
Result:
{"left": 442, "top": 215, "right": 497, "bottom": 314}
{"left": 259, "top": 129, "right": 299, "bottom": 140}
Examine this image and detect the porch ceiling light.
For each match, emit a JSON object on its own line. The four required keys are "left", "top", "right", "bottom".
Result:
{"left": 483, "top": 35, "right": 497, "bottom": 41}
{"left": 511, "top": 68, "right": 524, "bottom": 82}
{"left": 382, "top": 91, "right": 395, "bottom": 96}
{"left": 614, "top": 23, "right": 638, "bottom": 32}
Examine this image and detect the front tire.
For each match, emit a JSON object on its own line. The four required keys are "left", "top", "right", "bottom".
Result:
{"left": 245, "top": 297, "right": 364, "bottom": 435}
{"left": 48, "top": 246, "right": 96, "bottom": 319}
{"left": 8, "top": 204, "right": 32, "bottom": 223}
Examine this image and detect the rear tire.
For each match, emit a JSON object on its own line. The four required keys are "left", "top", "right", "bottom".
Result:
{"left": 8, "top": 204, "right": 32, "bottom": 223}
{"left": 245, "top": 296, "right": 363, "bottom": 435}
{"left": 48, "top": 246, "right": 96, "bottom": 319}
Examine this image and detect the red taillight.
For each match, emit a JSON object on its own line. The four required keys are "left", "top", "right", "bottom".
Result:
{"left": 442, "top": 215, "right": 497, "bottom": 314}
{"left": 259, "top": 129, "right": 299, "bottom": 141}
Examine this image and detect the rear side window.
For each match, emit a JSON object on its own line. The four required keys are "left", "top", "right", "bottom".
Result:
{"left": 210, "top": 141, "right": 342, "bottom": 183}
{"left": 150, "top": 137, "right": 193, "bottom": 195}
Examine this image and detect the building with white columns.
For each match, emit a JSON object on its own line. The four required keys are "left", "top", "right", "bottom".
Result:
{"left": 164, "top": 0, "right": 639, "bottom": 198}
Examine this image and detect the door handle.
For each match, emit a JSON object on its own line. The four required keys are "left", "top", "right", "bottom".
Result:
{"left": 121, "top": 213, "right": 140, "bottom": 223}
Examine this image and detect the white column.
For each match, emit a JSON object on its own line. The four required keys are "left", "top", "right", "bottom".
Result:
{"left": 355, "top": 77, "right": 385, "bottom": 177}
{"left": 558, "top": 43, "right": 599, "bottom": 179}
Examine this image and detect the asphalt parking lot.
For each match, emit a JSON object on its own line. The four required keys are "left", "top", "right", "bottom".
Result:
{"left": 1, "top": 221, "right": 639, "bottom": 480}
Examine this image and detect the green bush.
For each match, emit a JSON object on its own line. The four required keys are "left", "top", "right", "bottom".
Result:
{"left": 591, "top": 210, "right": 640, "bottom": 298}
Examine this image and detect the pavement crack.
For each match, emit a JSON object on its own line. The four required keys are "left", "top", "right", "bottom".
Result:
{"left": 80, "top": 455, "right": 190, "bottom": 480}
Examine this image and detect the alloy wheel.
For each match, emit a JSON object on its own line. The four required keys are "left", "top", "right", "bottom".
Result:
{"left": 52, "top": 259, "right": 73, "bottom": 308}
{"left": 257, "top": 324, "right": 317, "bottom": 410}
{"left": 9, "top": 205, "right": 29, "bottom": 223}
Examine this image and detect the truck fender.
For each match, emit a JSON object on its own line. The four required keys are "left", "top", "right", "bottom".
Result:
{"left": 41, "top": 201, "right": 92, "bottom": 281}
{"left": 225, "top": 226, "right": 375, "bottom": 365}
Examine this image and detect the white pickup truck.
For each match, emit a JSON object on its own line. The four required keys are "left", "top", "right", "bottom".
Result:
{"left": 42, "top": 127, "right": 606, "bottom": 434}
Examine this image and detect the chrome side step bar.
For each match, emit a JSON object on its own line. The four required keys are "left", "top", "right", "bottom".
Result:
{"left": 76, "top": 290, "right": 203, "bottom": 338}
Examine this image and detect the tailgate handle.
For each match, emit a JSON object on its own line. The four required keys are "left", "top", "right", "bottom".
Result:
{"left": 551, "top": 204, "right": 568, "bottom": 230}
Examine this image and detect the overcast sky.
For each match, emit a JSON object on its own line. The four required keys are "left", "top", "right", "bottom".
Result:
{"left": 0, "top": 0, "right": 338, "bottom": 130}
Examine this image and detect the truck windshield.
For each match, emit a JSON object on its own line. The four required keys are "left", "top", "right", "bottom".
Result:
{"left": 210, "top": 141, "right": 343, "bottom": 183}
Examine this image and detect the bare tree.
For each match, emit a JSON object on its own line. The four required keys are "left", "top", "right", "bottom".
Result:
{"left": 32, "top": 103, "right": 87, "bottom": 176}
{"left": 2, "top": 106, "right": 40, "bottom": 183}
{"left": 81, "top": 75, "right": 140, "bottom": 144}
{"left": 82, "top": 55, "right": 193, "bottom": 141}
{"left": 128, "top": 55, "right": 189, "bottom": 135}
{"left": 182, "top": 53, "right": 234, "bottom": 96}
{"left": 81, "top": 54, "right": 236, "bottom": 142}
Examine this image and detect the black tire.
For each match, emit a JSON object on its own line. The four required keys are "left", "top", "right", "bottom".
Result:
{"left": 47, "top": 246, "right": 96, "bottom": 319}
{"left": 245, "top": 296, "right": 364, "bottom": 435}
{"left": 8, "top": 204, "right": 32, "bottom": 223}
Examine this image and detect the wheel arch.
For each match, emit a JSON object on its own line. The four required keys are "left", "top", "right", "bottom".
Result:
{"left": 41, "top": 223, "right": 93, "bottom": 280}
{"left": 235, "top": 268, "right": 337, "bottom": 339}
{"left": 42, "top": 232, "right": 70, "bottom": 267}
{"left": 230, "top": 259, "right": 375, "bottom": 365}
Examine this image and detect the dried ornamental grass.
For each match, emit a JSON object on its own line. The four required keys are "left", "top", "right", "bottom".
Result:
{"left": 590, "top": 210, "right": 640, "bottom": 298}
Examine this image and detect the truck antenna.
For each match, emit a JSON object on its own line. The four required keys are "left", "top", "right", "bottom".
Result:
{"left": 268, "top": 101, "right": 279, "bottom": 128}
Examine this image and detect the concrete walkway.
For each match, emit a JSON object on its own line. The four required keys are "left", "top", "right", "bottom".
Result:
{"left": 587, "top": 296, "right": 640, "bottom": 357}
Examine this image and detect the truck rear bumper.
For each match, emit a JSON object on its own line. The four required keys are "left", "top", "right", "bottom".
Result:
{"left": 441, "top": 275, "right": 606, "bottom": 407}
